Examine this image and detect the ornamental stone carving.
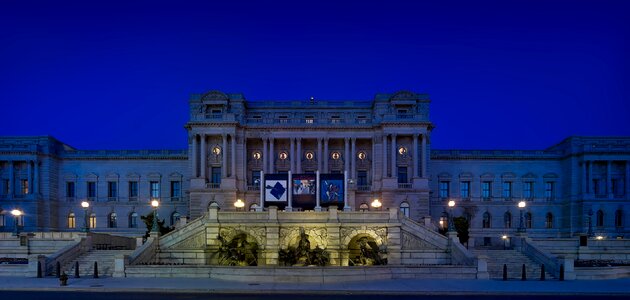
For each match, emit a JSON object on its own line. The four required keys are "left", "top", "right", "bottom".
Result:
{"left": 401, "top": 232, "right": 438, "bottom": 250}
{"left": 172, "top": 232, "right": 206, "bottom": 249}
{"left": 280, "top": 227, "right": 328, "bottom": 249}
{"left": 219, "top": 226, "right": 266, "bottom": 249}
{"left": 340, "top": 226, "right": 386, "bottom": 247}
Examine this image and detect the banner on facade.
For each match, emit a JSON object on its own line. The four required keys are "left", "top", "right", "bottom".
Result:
{"left": 264, "top": 174, "right": 288, "bottom": 207}
{"left": 319, "top": 173, "right": 344, "bottom": 207}
{"left": 292, "top": 173, "right": 316, "bottom": 210}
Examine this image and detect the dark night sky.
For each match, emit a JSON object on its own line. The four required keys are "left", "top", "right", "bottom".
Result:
{"left": 1, "top": 0, "right": 628, "bottom": 150}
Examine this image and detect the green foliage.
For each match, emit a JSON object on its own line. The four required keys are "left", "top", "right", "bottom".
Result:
{"left": 217, "top": 233, "right": 258, "bottom": 266}
{"left": 140, "top": 213, "right": 174, "bottom": 239}
{"left": 454, "top": 216, "right": 470, "bottom": 245}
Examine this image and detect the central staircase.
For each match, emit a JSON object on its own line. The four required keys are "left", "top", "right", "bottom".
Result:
{"left": 62, "top": 250, "right": 134, "bottom": 277}
{"left": 471, "top": 249, "right": 553, "bottom": 280}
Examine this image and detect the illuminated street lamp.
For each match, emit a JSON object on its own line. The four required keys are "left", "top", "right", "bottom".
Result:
{"left": 11, "top": 209, "right": 22, "bottom": 236}
{"left": 517, "top": 200, "right": 527, "bottom": 232}
{"left": 447, "top": 200, "right": 456, "bottom": 232}
{"left": 371, "top": 198, "right": 382, "bottom": 210}
{"left": 234, "top": 199, "right": 245, "bottom": 211}
{"left": 81, "top": 201, "right": 90, "bottom": 232}
{"left": 151, "top": 199, "right": 160, "bottom": 233}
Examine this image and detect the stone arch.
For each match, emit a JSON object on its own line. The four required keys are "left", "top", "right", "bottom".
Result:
{"left": 218, "top": 226, "right": 266, "bottom": 250}
{"left": 347, "top": 234, "right": 386, "bottom": 266}
{"left": 341, "top": 227, "right": 385, "bottom": 248}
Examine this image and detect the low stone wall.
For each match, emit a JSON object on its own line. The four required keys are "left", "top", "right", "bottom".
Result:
{"left": 400, "top": 250, "right": 450, "bottom": 265}
{"left": 124, "top": 265, "right": 477, "bottom": 281}
{"left": 575, "top": 266, "right": 630, "bottom": 280}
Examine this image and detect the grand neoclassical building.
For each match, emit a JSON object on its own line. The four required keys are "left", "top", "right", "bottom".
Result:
{"left": 1, "top": 90, "right": 629, "bottom": 248}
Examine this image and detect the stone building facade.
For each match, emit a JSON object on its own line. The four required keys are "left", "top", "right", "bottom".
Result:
{"left": 0, "top": 90, "right": 628, "bottom": 247}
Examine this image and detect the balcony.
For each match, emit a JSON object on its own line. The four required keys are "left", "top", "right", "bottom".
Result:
{"left": 107, "top": 197, "right": 118, "bottom": 202}
{"left": 247, "top": 185, "right": 260, "bottom": 191}
{"left": 357, "top": 185, "right": 371, "bottom": 192}
{"left": 129, "top": 197, "right": 138, "bottom": 202}
{"left": 207, "top": 183, "right": 220, "bottom": 189}
{"left": 398, "top": 183, "right": 412, "bottom": 189}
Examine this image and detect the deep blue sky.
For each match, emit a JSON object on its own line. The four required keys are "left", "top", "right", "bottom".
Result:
{"left": 1, "top": 0, "right": 628, "bottom": 150}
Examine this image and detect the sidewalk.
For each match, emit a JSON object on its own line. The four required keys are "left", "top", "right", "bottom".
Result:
{"left": 1, "top": 276, "right": 630, "bottom": 295}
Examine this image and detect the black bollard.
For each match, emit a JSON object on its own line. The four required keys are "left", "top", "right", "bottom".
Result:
{"left": 503, "top": 264, "right": 508, "bottom": 281}
{"left": 56, "top": 261, "right": 61, "bottom": 278}
{"left": 559, "top": 264, "right": 564, "bottom": 281}
{"left": 93, "top": 261, "right": 99, "bottom": 278}
{"left": 540, "top": 264, "right": 545, "bottom": 281}
{"left": 521, "top": 264, "right": 527, "bottom": 281}
{"left": 37, "top": 261, "right": 42, "bottom": 278}
{"left": 75, "top": 261, "right": 80, "bottom": 278}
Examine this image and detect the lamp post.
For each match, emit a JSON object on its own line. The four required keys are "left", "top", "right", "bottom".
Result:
{"left": 371, "top": 198, "right": 382, "bottom": 211}
{"left": 517, "top": 200, "right": 527, "bottom": 233}
{"left": 11, "top": 209, "right": 22, "bottom": 236}
{"left": 447, "top": 200, "right": 456, "bottom": 232}
{"left": 234, "top": 199, "right": 245, "bottom": 211}
{"left": 587, "top": 209, "right": 594, "bottom": 237}
{"left": 81, "top": 201, "right": 90, "bottom": 232}
{"left": 151, "top": 199, "right": 160, "bottom": 233}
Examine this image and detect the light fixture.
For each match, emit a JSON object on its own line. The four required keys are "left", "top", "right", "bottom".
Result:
{"left": 234, "top": 199, "right": 245, "bottom": 210}
{"left": 447, "top": 200, "right": 455, "bottom": 232}
{"left": 151, "top": 199, "right": 160, "bottom": 233}
{"left": 502, "top": 235, "right": 508, "bottom": 240}
{"left": 151, "top": 199, "right": 160, "bottom": 208}
{"left": 11, "top": 209, "right": 22, "bottom": 217}
{"left": 518, "top": 201, "right": 526, "bottom": 209}
{"left": 371, "top": 198, "right": 382, "bottom": 210}
{"left": 81, "top": 201, "right": 90, "bottom": 209}
{"left": 448, "top": 200, "right": 455, "bottom": 208}
{"left": 595, "top": 235, "right": 604, "bottom": 240}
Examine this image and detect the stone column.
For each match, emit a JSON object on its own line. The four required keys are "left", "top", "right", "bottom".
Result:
{"left": 191, "top": 135, "right": 198, "bottom": 178}
{"left": 231, "top": 134, "right": 236, "bottom": 178}
{"left": 263, "top": 138, "right": 268, "bottom": 174}
{"left": 27, "top": 160, "right": 32, "bottom": 194}
{"left": 317, "top": 138, "right": 322, "bottom": 172}
{"left": 200, "top": 134, "right": 206, "bottom": 179}
{"left": 391, "top": 134, "right": 397, "bottom": 179}
{"left": 371, "top": 137, "right": 376, "bottom": 184}
{"left": 421, "top": 134, "right": 427, "bottom": 178}
{"left": 296, "top": 138, "right": 302, "bottom": 173}
{"left": 626, "top": 161, "right": 630, "bottom": 198}
{"left": 34, "top": 160, "right": 39, "bottom": 195}
{"left": 344, "top": 138, "right": 350, "bottom": 173}
{"left": 412, "top": 133, "right": 419, "bottom": 178}
{"left": 382, "top": 134, "right": 388, "bottom": 178}
{"left": 588, "top": 161, "right": 593, "bottom": 196}
{"left": 323, "top": 138, "right": 329, "bottom": 173}
{"left": 607, "top": 160, "right": 613, "bottom": 197}
{"left": 351, "top": 137, "right": 356, "bottom": 179}
{"left": 269, "top": 137, "right": 274, "bottom": 173}
{"left": 222, "top": 134, "right": 228, "bottom": 178}
{"left": 290, "top": 137, "right": 295, "bottom": 172}
{"left": 8, "top": 160, "right": 13, "bottom": 197}
{"left": 582, "top": 160, "right": 587, "bottom": 196}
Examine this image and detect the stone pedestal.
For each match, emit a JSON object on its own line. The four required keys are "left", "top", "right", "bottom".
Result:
{"left": 476, "top": 255, "right": 490, "bottom": 279}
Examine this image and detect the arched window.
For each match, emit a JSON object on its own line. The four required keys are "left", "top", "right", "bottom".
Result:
{"left": 545, "top": 213, "right": 553, "bottom": 229}
{"left": 68, "top": 213, "right": 76, "bottom": 229}
{"left": 439, "top": 214, "right": 448, "bottom": 230}
{"left": 504, "top": 212, "right": 512, "bottom": 228}
{"left": 108, "top": 213, "right": 117, "bottom": 228}
{"left": 129, "top": 212, "right": 138, "bottom": 228}
{"left": 249, "top": 204, "right": 259, "bottom": 212}
{"left": 399, "top": 202, "right": 410, "bottom": 218}
{"left": 89, "top": 213, "right": 96, "bottom": 228}
{"left": 615, "top": 210, "right": 623, "bottom": 228}
{"left": 482, "top": 212, "right": 491, "bottom": 228}
{"left": 525, "top": 212, "right": 532, "bottom": 229}
{"left": 596, "top": 210, "right": 604, "bottom": 227}
{"left": 171, "top": 212, "right": 181, "bottom": 226}
{"left": 359, "top": 203, "right": 369, "bottom": 212}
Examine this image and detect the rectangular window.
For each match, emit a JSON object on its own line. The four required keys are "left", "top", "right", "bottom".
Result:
{"left": 107, "top": 181, "right": 117, "bottom": 200}
{"left": 305, "top": 116, "right": 314, "bottom": 124}
{"left": 523, "top": 182, "right": 533, "bottom": 199}
{"left": 330, "top": 116, "right": 341, "bottom": 124}
{"left": 356, "top": 115, "right": 368, "bottom": 124}
{"left": 128, "top": 181, "right": 138, "bottom": 201}
{"left": 279, "top": 116, "right": 288, "bottom": 124}
{"left": 398, "top": 167, "right": 408, "bottom": 183}
{"left": 20, "top": 179, "right": 28, "bottom": 195}
{"left": 545, "top": 182, "right": 555, "bottom": 200}
{"left": 460, "top": 181, "right": 470, "bottom": 199}
{"left": 66, "top": 182, "right": 75, "bottom": 199}
{"left": 150, "top": 181, "right": 160, "bottom": 198}
{"left": 502, "top": 182, "right": 512, "bottom": 199}
{"left": 357, "top": 170, "right": 368, "bottom": 187}
{"left": 170, "top": 181, "right": 181, "bottom": 201}
{"left": 593, "top": 179, "right": 601, "bottom": 195}
{"left": 211, "top": 167, "right": 222, "bottom": 184}
{"left": 87, "top": 182, "right": 96, "bottom": 199}
{"left": 252, "top": 171, "right": 261, "bottom": 187}
{"left": 482, "top": 181, "right": 492, "bottom": 200}
{"left": 1, "top": 179, "right": 9, "bottom": 195}
{"left": 612, "top": 179, "right": 624, "bottom": 196}
{"left": 439, "top": 181, "right": 450, "bottom": 198}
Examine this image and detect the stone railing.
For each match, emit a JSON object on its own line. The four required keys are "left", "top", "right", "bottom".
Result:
{"left": 400, "top": 217, "right": 449, "bottom": 249}
{"left": 519, "top": 236, "right": 574, "bottom": 279}
{"left": 159, "top": 215, "right": 207, "bottom": 249}
{"left": 90, "top": 233, "right": 136, "bottom": 250}
{"left": 449, "top": 236, "right": 476, "bottom": 266}
{"left": 44, "top": 236, "right": 89, "bottom": 275}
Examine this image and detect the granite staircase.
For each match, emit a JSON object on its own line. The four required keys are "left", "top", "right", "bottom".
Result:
{"left": 61, "top": 250, "right": 134, "bottom": 277}
{"left": 471, "top": 249, "right": 553, "bottom": 280}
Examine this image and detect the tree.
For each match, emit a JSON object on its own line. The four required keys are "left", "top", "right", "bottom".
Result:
{"left": 140, "top": 213, "right": 174, "bottom": 239}
{"left": 453, "top": 216, "right": 470, "bottom": 246}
